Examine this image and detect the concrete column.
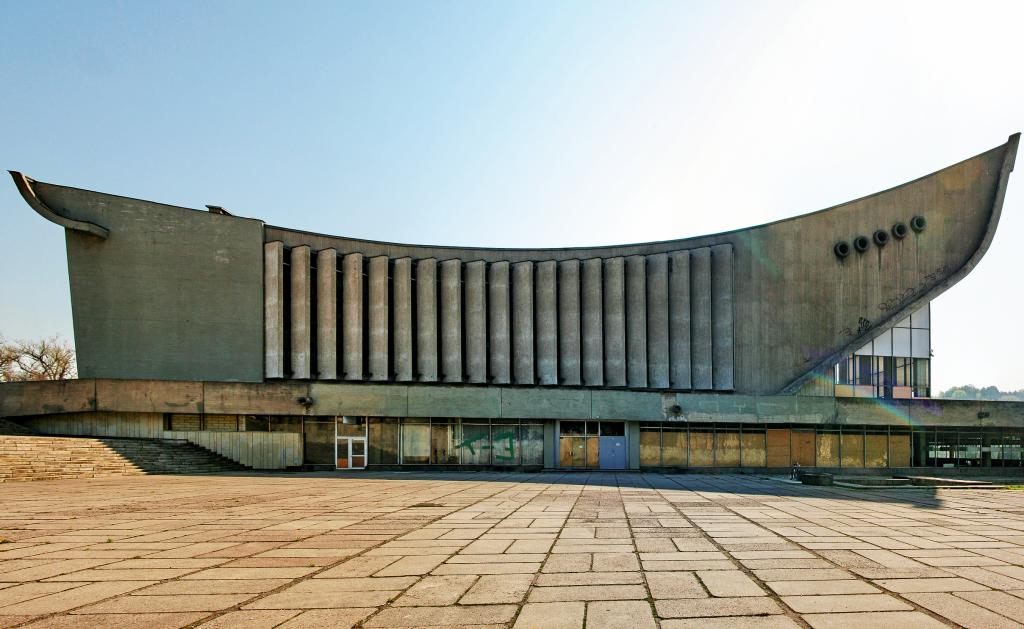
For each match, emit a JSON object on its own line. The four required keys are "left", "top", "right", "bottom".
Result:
{"left": 342, "top": 252, "right": 364, "bottom": 380}
{"left": 558, "top": 260, "right": 581, "bottom": 386}
{"left": 711, "top": 244, "right": 735, "bottom": 390}
{"left": 625, "top": 255, "right": 647, "bottom": 388}
{"left": 264, "top": 241, "right": 285, "bottom": 378}
{"left": 603, "top": 257, "right": 626, "bottom": 387}
{"left": 691, "top": 247, "right": 713, "bottom": 389}
{"left": 669, "top": 250, "right": 691, "bottom": 390}
{"left": 512, "top": 261, "right": 534, "bottom": 385}
{"left": 368, "top": 255, "right": 389, "bottom": 381}
{"left": 535, "top": 260, "right": 558, "bottom": 386}
{"left": 646, "top": 253, "right": 669, "bottom": 388}
{"left": 465, "top": 260, "right": 487, "bottom": 383}
{"left": 440, "top": 259, "right": 462, "bottom": 383}
{"left": 392, "top": 257, "right": 413, "bottom": 382}
{"left": 290, "top": 245, "right": 312, "bottom": 379}
{"left": 581, "top": 258, "right": 604, "bottom": 387}
{"left": 316, "top": 248, "right": 338, "bottom": 380}
{"left": 488, "top": 261, "right": 511, "bottom": 384}
{"left": 416, "top": 258, "right": 438, "bottom": 382}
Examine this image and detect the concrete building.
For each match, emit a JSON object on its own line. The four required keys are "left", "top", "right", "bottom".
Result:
{"left": 2, "top": 133, "right": 1022, "bottom": 471}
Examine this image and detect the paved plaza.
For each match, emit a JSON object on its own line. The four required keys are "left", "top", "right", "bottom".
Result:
{"left": 2, "top": 474, "right": 1024, "bottom": 628}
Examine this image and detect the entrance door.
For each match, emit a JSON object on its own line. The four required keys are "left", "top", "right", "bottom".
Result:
{"left": 335, "top": 416, "right": 367, "bottom": 470}
{"left": 598, "top": 422, "right": 627, "bottom": 469}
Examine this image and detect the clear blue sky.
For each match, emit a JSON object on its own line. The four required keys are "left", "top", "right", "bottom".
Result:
{"left": 2, "top": 0, "right": 1022, "bottom": 391}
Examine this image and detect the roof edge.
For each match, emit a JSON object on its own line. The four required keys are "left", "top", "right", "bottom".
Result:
{"left": 9, "top": 171, "right": 109, "bottom": 239}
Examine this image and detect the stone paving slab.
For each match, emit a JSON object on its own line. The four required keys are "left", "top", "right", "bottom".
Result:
{"left": 4, "top": 472, "right": 1024, "bottom": 627}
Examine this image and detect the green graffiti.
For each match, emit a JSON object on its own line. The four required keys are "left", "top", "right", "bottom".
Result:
{"left": 456, "top": 430, "right": 517, "bottom": 462}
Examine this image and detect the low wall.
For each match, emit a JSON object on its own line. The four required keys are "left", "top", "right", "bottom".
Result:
{"left": 3, "top": 379, "right": 1024, "bottom": 429}
{"left": 163, "top": 430, "right": 302, "bottom": 470}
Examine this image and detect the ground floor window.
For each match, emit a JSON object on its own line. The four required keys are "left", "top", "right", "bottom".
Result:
{"left": 364, "top": 417, "right": 544, "bottom": 466}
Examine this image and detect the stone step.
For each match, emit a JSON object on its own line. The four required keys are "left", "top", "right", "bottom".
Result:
{"left": 0, "top": 435, "right": 249, "bottom": 482}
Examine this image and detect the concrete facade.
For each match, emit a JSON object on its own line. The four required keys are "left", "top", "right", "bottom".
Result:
{"left": 4, "top": 134, "right": 1022, "bottom": 471}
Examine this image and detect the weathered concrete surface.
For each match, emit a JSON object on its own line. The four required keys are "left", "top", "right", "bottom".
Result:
{"left": 711, "top": 244, "right": 734, "bottom": 391}
{"left": 416, "top": 258, "right": 439, "bottom": 383}
{"left": 264, "top": 242, "right": 285, "bottom": 379}
{"left": 29, "top": 180, "right": 265, "bottom": 382}
{"left": 289, "top": 245, "right": 312, "bottom": 380}
{"left": 558, "top": 260, "right": 582, "bottom": 386}
{"left": 625, "top": 255, "right": 648, "bottom": 389}
{"left": 465, "top": 261, "right": 487, "bottom": 384}
{"left": 316, "top": 248, "right": 338, "bottom": 380}
{"left": 440, "top": 259, "right": 463, "bottom": 384}
{"left": 392, "top": 257, "right": 414, "bottom": 382}
{"left": 646, "top": 253, "right": 669, "bottom": 389}
{"left": 342, "top": 253, "right": 364, "bottom": 380}
{"left": 603, "top": 257, "right": 626, "bottom": 387}
{"left": 669, "top": 250, "right": 691, "bottom": 390}
{"left": 368, "top": 255, "right": 390, "bottom": 382}
{"left": 4, "top": 473, "right": 1023, "bottom": 627}
{"left": 535, "top": 260, "right": 558, "bottom": 386}
{"left": 690, "top": 247, "right": 713, "bottom": 390}
{"left": 512, "top": 262, "right": 534, "bottom": 385}
{"left": 5, "top": 379, "right": 1024, "bottom": 428}
{"left": 489, "top": 261, "right": 512, "bottom": 385}
{"left": 581, "top": 258, "right": 604, "bottom": 387}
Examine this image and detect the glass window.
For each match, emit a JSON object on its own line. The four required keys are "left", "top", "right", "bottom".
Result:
{"left": 600, "top": 422, "right": 625, "bottom": 436}
{"left": 934, "top": 432, "right": 956, "bottom": 467}
{"left": 841, "top": 430, "right": 864, "bottom": 467}
{"left": 244, "top": 415, "right": 270, "bottom": 431}
{"left": 816, "top": 431, "right": 840, "bottom": 466}
{"left": 893, "top": 328, "right": 911, "bottom": 356}
{"left": 910, "top": 304, "right": 930, "bottom": 329}
{"left": 958, "top": 432, "right": 982, "bottom": 468}
{"left": 662, "top": 426, "right": 687, "bottom": 466}
{"left": 369, "top": 418, "right": 399, "bottom": 464}
{"left": 715, "top": 430, "right": 741, "bottom": 467}
{"left": 689, "top": 427, "right": 714, "bottom": 467}
{"left": 270, "top": 416, "right": 303, "bottom": 432}
{"left": 873, "top": 329, "right": 893, "bottom": 356}
{"left": 431, "top": 419, "right": 459, "bottom": 464}
{"left": 639, "top": 424, "right": 661, "bottom": 467}
{"left": 560, "top": 420, "right": 586, "bottom": 436}
{"left": 401, "top": 418, "right": 430, "bottom": 464}
{"left": 740, "top": 428, "right": 766, "bottom": 467}
{"left": 303, "top": 419, "right": 334, "bottom": 465}
{"left": 889, "top": 431, "right": 912, "bottom": 467}
{"left": 865, "top": 432, "right": 888, "bottom": 468}
{"left": 491, "top": 423, "right": 519, "bottom": 465}
{"left": 459, "top": 422, "right": 491, "bottom": 465}
{"left": 521, "top": 423, "right": 544, "bottom": 465}
{"left": 911, "top": 329, "right": 930, "bottom": 359}
{"left": 336, "top": 416, "right": 366, "bottom": 437}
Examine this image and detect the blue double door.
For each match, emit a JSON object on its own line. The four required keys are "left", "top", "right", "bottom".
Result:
{"left": 598, "top": 422, "right": 627, "bottom": 469}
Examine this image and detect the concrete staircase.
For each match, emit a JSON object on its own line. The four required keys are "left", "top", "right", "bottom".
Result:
{"left": 0, "top": 435, "right": 249, "bottom": 482}
{"left": 0, "top": 418, "right": 36, "bottom": 436}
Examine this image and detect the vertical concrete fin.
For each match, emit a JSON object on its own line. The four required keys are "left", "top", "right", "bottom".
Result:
{"left": 691, "top": 247, "right": 713, "bottom": 389}
{"left": 625, "top": 255, "right": 648, "bottom": 388}
{"left": 558, "top": 259, "right": 581, "bottom": 386}
{"left": 465, "top": 260, "right": 487, "bottom": 383}
{"left": 488, "top": 261, "right": 511, "bottom": 384}
{"left": 289, "top": 245, "right": 312, "bottom": 379}
{"left": 342, "top": 252, "right": 364, "bottom": 380}
{"left": 392, "top": 257, "right": 413, "bottom": 381}
{"left": 646, "top": 252, "right": 669, "bottom": 388}
{"left": 440, "top": 258, "right": 463, "bottom": 383}
{"left": 416, "top": 258, "right": 438, "bottom": 382}
{"left": 316, "top": 248, "right": 338, "bottom": 380}
{"left": 512, "top": 260, "right": 535, "bottom": 384}
{"left": 535, "top": 260, "right": 558, "bottom": 385}
{"left": 711, "top": 243, "right": 735, "bottom": 390}
{"left": 368, "top": 255, "right": 389, "bottom": 381}
{"left": 668, "top": 250, "right": 691, "bottom": 389}
{"left": 603, "top": 256, "right": 626, "bottom": 386}
{"left": 581, "top": 258, "right": 604, "bottom": 387}
{"left": 264, "top": 241, "right": 285, "bottom": 379}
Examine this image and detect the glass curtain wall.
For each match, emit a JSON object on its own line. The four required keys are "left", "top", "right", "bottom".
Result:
{"left": 834, "top": 303, "right": 931, "bottom": 399}
{"left": 365, "top": 417, "right": 544, "bottom": 466}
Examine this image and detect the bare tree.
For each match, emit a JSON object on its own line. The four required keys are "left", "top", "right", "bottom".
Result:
{"left": 0, "top": 335, "right": 77, "bottom": 382}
